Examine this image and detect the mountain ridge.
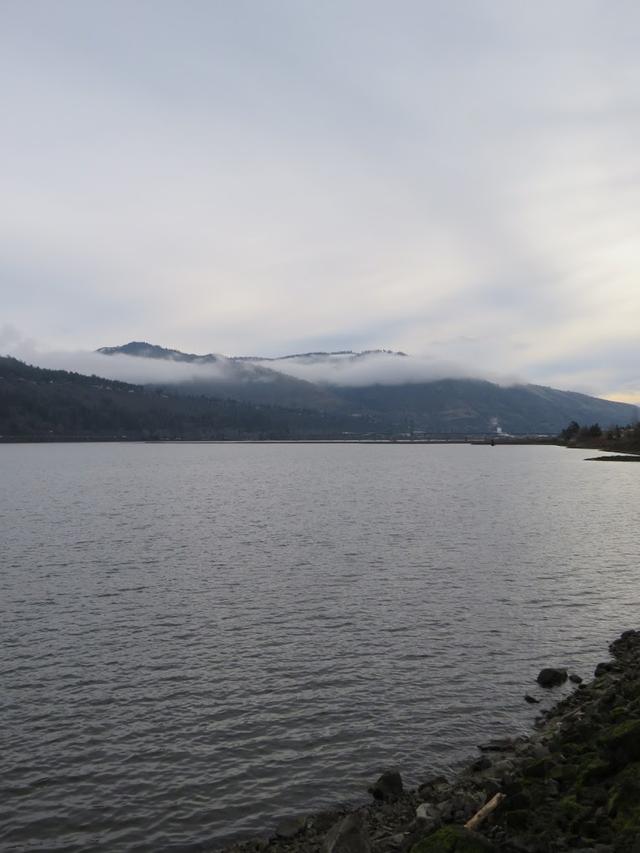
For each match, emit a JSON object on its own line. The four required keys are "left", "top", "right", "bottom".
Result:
{"left": 95, "top": 341, "right": 638, "bottom": 434}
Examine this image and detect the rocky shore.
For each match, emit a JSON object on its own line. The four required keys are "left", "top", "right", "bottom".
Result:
{"left": 224, "top": 630, "right": 640, "bottom": 853}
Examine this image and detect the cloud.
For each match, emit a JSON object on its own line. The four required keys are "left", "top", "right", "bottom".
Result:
{"left": 250, "top": 351, "right": 519, "bottom": 387}
{"left": 2, "top": 337, "right": 230, "bottom": 385}
{"left": 3, "top": 332, "right": 522, "bottom": 389}
{"left": 0, "top": 323, "right": 31, "bottom": 351}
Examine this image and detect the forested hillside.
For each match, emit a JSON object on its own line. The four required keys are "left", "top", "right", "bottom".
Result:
{"left": 0, "top": 357, "right": 382, "bottom": 440}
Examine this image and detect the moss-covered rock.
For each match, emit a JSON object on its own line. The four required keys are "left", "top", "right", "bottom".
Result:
{"left": 409, "top": 826, "right": 496, "bottom": 853}
{"left": 556, "top": 794, "right": 588, "bottom": 829}
{"left": 607, "top": 762, "right": 640, "bottom": 850}
{"left": 603, "top": 719, "right": 640, "bottom": 763}
{"left": 578, "top": 757, "right": 613, "bottom": 785}
{"left": 610, "top": 705, "right": 629, "bottom": 722}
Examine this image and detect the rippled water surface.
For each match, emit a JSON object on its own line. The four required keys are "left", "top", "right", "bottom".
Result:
{"left": 2, "top": 443, "right": 639, "bottom": 851}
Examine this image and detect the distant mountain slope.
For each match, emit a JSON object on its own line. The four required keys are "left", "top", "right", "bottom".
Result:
{"left": 98, "top": 340, "right": 220, "bottom": 363}
{"left": 0, "top": 357, "right": 382, "bottom": 440}
{"left": 98, "top": 341, "right": 344, "bottom": 410}
{"left": 333, "top": 379, "right": 638, "bottom": 435}
{"left": 96, "top": 342, "right": 638, "bottom": 435}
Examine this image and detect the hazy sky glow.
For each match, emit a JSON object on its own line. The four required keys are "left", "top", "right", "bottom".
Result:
{"left": 2, "top": 1, "right": 640, "bottom": 401}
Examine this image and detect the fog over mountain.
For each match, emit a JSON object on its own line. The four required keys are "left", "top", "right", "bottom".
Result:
{"left": 245, "top": 350, "right": 519, "bottom": 387}
{"left": 3, "top": 339, "right": 636, "bottom": 434}
{"left": 3, "top": 336, "right": 518, "bottom": 388}
{"left": 4, "top": 339, "right": 631, "bottom": 435}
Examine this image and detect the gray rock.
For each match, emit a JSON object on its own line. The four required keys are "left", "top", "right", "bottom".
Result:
{"left": 369, "top": 770, "right": 403, "bottom": 802}
{"left": 240, "top": 839, "right": 268, "bottom": 851}
{"left": 415, "top": 802, "right": 440, "bottom": 822}
{"left": 478, "top": 736, "right": 521, "bottom": 752}
{"left": 373, "top": 832, "right": 405, "bottom": 851}
{"left": 536, "top": 668, "right": 568, "bottom": 687}
{"left": 324, "top": 813, "right": 371, "bottom": 853}
{"left": 482, "top": 776, "right": 502, "bottom": 798}
{"left": 569, "top": 673, "right": 583, "bottom": 684}
{"left": 525, "top": 694, "right": 540, "bottom": 704}
{"left": 275, "top": 815, "right": 306, "bottom": 839}
{"left": 311, "top": 811, "right": 344, "bottom": 834}
{"left": 492, "top": 759, "right": 516, "bottom": 781}
{"left": 450, "top": 790, "right": 485, "bottom": 821}
{"left": 515, "top": 741, "right": 535, "bottom": 757}
{"left": 416, "top": 775, "right": 450, "bottom": 802}
{"left": 436, "top": 799, "right": 454, "bottom": 822}
{"left": 530, "top": 742, "right": 550, "bottom": 760}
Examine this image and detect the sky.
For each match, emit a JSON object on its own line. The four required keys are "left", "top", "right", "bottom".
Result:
{"left": 2, "top": 1, "right": 640, "bottom": 401}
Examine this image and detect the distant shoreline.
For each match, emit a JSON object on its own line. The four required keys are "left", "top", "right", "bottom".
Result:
{"left": 4, "top": 438, "right": 639, "bottom": 460}
{"left": 585, "top": 454, "right": 640, "bottom": 461}
{"left": 0, "top": 437, "right": 559, "bottom": 446}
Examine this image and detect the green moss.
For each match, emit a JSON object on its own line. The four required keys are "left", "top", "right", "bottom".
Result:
{"left": 556, "top": 795, "right": 588, "bottom": 829}
{"left": 577, "top": 757, "right": 612, "bottom": 786}
{"left": 550, "top": 763, "right": 578, "bottom": 784}
{"left": 560, "top": 740, "right": 590, "bottom": 759}
{"left": 603, "top": 719, "right": 640, "bottom": 761}
{"left": 609, "top": 762, "right": 640, "bottom": 821}
{"left": 410, "top": 826, "right": 496, "bottom": 853}
{"left": 610, "top": 705, "right": 629, "bottom": 722}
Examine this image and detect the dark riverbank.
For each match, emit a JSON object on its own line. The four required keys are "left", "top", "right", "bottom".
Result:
{"left": 585, "top": 455, "right": 640, "bottom": 462}
{"left": 225, "top": 630, "right": 640, "bottom": 853}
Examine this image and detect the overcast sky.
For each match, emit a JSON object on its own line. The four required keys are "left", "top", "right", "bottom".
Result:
{"left": 2, "top": 1, "right": 640, "bottom": 401}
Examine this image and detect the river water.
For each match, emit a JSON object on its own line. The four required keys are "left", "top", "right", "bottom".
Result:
{"left": 1, "top": 443, "right": 638, "bottom": 851}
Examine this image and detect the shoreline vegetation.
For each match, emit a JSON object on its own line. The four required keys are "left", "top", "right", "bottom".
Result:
{"left": 225, "top": 630, "right": 640, "bottom": 853}
{"left": 560, "top": 422, "right": 640, "bottom": 459}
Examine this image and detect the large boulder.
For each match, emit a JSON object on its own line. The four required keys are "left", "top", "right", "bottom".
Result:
{"left": 324, "top": 813, "right": 371, "bottom": 853}
{"left": 369, "top": 769, "right": 403, "bottom": 801}
{"left": 536, "top": 668, "right": 568, "bottom": 688}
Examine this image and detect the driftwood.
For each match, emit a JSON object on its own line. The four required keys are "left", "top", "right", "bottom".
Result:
{"left": 464, "top": 793, "right": 505, "bottom": 831}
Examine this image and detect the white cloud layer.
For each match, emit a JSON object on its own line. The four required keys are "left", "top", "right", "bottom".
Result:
{"left": 250, "top": 352, "right": 515, "bottom": 387}
{"left": 1, "top": 328, "right": 516, "bottom": 388}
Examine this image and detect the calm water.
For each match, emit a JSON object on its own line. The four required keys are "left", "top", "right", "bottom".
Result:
{"left": 1, "top": 443, "right": 639, "bottom": 851}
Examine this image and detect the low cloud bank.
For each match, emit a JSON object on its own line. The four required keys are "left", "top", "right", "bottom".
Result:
{"left": 248, "top": 351, "right": 518, "bottom": 387}
{"left": 2, "top": 342, "right": 229, "bottom": 386}
{"left": 1, "top": 328, "right": 519, "bottom": 388}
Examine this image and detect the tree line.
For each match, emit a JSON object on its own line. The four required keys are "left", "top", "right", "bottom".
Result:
{"left": 0, "top": 356, "right": 385, "bottom": 441}
{"left": 560, "top": 419, "right": 640, "bottom": 452}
